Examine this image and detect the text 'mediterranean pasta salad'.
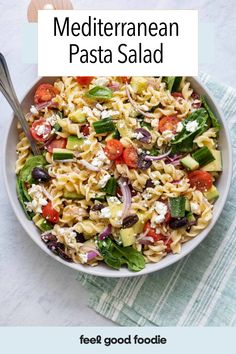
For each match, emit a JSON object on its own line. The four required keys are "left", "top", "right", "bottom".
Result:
{"left": 16, "top": 76, "right": 222, "bottom": 272}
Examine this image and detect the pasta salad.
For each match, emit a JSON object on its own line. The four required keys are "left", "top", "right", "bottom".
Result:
{"left": 16, "top": 76, "right": 222, "bottom": 272}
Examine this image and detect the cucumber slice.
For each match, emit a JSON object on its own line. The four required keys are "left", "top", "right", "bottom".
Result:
{"left": 204, "top": 185, "right": 219, "bottom": 201}
{"left": 35, "top": 217, "right": 53, "bottom": 232}
{"left": 201, "top": 150, "right": 222, "bottom": 172}
{"left": 192, "top": 147, "right": 215, "bottom": 167}
{"left": 53, "top": 148, "right": 74, "bottom": 161}
{"left": 68, "top": 109, "right": 86, "bottom": 123}
{"left": 181, "top": 155, "right": 199, "bottom": 171}
{"left": 169, "top": 196, "right": 186, "bottom": 218}
{"left": 66, "top": 136, "right": 84, "bottom": 150}
{"left": 63, "top": 191, "right": 84, "bottom": 200}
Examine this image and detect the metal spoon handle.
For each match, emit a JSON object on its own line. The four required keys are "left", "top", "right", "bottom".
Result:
{"left": 0, "top": 53, "right": 40, "bottom": 155}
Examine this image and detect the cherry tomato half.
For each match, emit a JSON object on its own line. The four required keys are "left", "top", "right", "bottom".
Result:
{"left": 104, "top": 139, "right": 123, "bottom": 160}
{"left": 46, "top": 138, "right": 67, "bottom": 153}
{"left": 143, "top": 221, "right": 164, "bottom": 242}
{"left": 80, "top": 124, "right": 90, "bottom": 136}
{"left": 34, "top": 84, "right": 58, "bottom": 105}
{"left": 118, "top": 77, "right": 131, "bottom": 84}
{"left": 158, "top": 116, "right": 180, "bottom": 133}
{"left": 115, "top": 155, "right": 125, "bottom": 165}
{"left": 165, "top": 211, "right": 171, "bottom": 224}
{"left": 76, "top": 77, "right": 94, "bottom": 86}
{"left": 164, "top": 239, "right": 172, "bottom": 253}
{"left": 30, "top": 118, "right": 52, "bottom": 142}
{"left": 123, "top": 147, "right": 138, "bottom": 168}
{"left": 188, "top": 170, "right": 213, "bottom": 192}
{"left": 42, "top": 202, "right": 59, "bottom": 224}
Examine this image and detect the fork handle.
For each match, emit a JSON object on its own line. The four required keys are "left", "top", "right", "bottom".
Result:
{"left": 0, "top": 53, "right": 40, "bottom": 155}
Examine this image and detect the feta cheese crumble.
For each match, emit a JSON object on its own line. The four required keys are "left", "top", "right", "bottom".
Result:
{"left": 101, "top": 110, "right": 119, "bottom": 119}
{"left": 176, "top": 122, "right": 183, "bottom": 133}
{"left": 25, "top": 184, "right": 48, "bottom": 214}
{"left": 30, "top": 105, "right": 39, "bottom": 115}
{"left": 186, "top": 121, "right": 199, "bottom": 133}
{"left": 98, "top": 174, "right": 111, "bottom": 188}
{"left": 91, "top": 150, "right": 110, "bottom": 168}
{"left": 151, "top": 201, "right": 168, "bottom": 227}
{"left": 100, "top": 207, "right": 111, "bottom": 218}
{"left": 93, "top": 77, "right": 109, "bottom": 87}
{"left": 46, "top": 114, "right": 58, "bottom": 126}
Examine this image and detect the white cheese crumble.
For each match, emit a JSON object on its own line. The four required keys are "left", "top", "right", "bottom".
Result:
{"left": 91, "top": 150, "right": 110, "bottom": 168}
{"left": 151, "top": 201, "right": 168, "bottom": 227}
{"left": 79, "top": 253, "right": 88, "bottom": 263}
{"left": 93, "top": 77, "right": 110, "bottom": 87}
{"left": 140, "top": 104, "right": 149, "bottom": 111}
{"left": 98, "top": 174, "right": 111, "bottom": 188}
{"left": 176, "top": 122, "right": 183, "bottom": 133}
{"left": 101, "top": 110, "right": 119, "bottom": 119}
{"left": 190, "top": 201, "right": 200, "bottom": 215}
{"left": 82, "top": 106, "right": 93, "bottom": 117}
{"left": 100, "top": 207, "right": 111, "bottom": 218}
{"left": 25, "top": 184, "right": 48, "bottom": 214}
{"left": 95, "top": 103, "right": 104, "bottom": 111}
{"left": 92, "top": 108, "right": 102, "bottom": 118}
{"left": 186, "top": 121, "right": 199, "bottom": 133}
{"left": 30, "top": 105, "right": 39, "bottom": 115}
{"left": 107, "top": 197, "right": 121, "bottom": 204}
{"left": 133, "top": 132, "right": 144, "bottom": 140}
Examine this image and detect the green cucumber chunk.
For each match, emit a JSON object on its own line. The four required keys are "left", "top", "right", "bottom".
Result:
{"left": 66, "top": 136, "right": 84, "bottom": 150}
{"left": 35, "top": 217, "right": 53, "bottom": 232}
{"left": 181, "top": 154, "right": 199, "bottom": 171}
{"left": 68, "top": 109, "right": 87, "bottom": 123}
{"left": 169, "top": 196, "right": 186, "bottom": 218}
{"left": 201, "top": 149, "right": 222, "bottom": 172}
{"left": 93, "top": 118, "right": 116, "bottom": 134}
{"left": 204, "top": 185, "right": 219, "bottom": 201}
{"left": 192, "top": 146, "right": 215, "bottom": 167}
{"left": 120, "top": 228, "right": 136, "bottom": 247}
{"left": 53, "top": 148, "right": 74, "bottom": 161}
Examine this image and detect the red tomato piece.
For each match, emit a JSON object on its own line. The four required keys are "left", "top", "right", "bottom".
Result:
{"left": 30, "top": 118, "right": 52, "bottom": 142}
{"left": 123, "top": 147, "right": 138, "bottom": 168}
{"left": 115, "top": 155, "right": 125, "bottom": 165}
{"left": 165, "top": 211, "right": 171, "bottom": 224}
{"left": 42, "top": 202, "right": 59, "bottom": 224}
{"left": 34, "top": 84, "right": 58, "bottom": 105}
{"left": 46, "top": 138, "right": 67, "bottom": 153}
{"left": 188, "top": 170, "right": 213, "bottom": 192}
{"left": 172, "top": 92, "right": 183, "bottom": 98}
{"left": 80, "top": 124, "right": 90, "bottom": 136}
{"left": 104, "top": 139, "right": 123, "bottom": 160}
{"left": 158, "top": 116, "right": 180, "bottom": 133}
{"left": 118, "top": 77, "right": 131, "bottom": 84}
{"left": 76, "top": 77, "right": 94, "bottom": 86}
{"left": 144, "top": 221, "right": 166, "bottom": 242}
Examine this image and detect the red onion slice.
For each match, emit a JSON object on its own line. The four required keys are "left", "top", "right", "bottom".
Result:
{"left": 125, "top": 83, "right": 154, "bottom": 118}
{"left": 35, "top": 100, "right": 58, "bottom": 111}
{"left": 144, "top": 149, "right": 171, "bottom": 161}
{"left": 118, "top": 177, "right": 132, "bottom": 219}
{"left": 99, "top": 224, "right": 112, "bottom": 240}
{"left": 135, "top": 128, "right": 152, "bottom": 143}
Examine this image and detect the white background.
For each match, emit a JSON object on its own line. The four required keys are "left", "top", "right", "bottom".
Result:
{"left": 38, "top": 10, "right": 198, "bottom": 76}
{"left": 0, "top": 0, "right": 236, "bottom": 326}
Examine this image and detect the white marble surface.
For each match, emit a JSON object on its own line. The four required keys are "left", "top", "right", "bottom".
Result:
{"left": 0, "top": 0, "right": 235, "bottom": 326}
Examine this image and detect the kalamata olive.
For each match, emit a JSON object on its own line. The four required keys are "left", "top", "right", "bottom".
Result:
{"left": 169, "top": 217, "right": 188, "bottom": 229}
{"left": 75, "top": 233, "right": 86, "bottom": 243}
{"left": 47, "top": 241, "right": 72, "bottom": 262}
{"left": 122, "top": 214, "right": 139, "bottom": 228}
{"left": 191, "top": 92, "right": 202, "bottom": 109}
{"left": 32, "top": 167, "right": 51, "bottom": 183}
{"left": 137, "top": 154, "right": 152, "bottom": 170}
{"left": 145, "top": 178, "right": 155, "bottom": 188}
{"left": 41, "top": 233, "right": 57, "bottom": 244}
{"left": 91, "top": 203, "right": 104, "bottom": 211}
{"left": 135, "top": 128, "right": 152, "bottom": 143}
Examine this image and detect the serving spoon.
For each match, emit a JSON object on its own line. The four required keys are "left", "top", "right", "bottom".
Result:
{"left": 0, "top": 53, "right": 40, "bottom": 155}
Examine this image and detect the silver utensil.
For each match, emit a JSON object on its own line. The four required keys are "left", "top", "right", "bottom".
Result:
{"left": 0, "top": 53, "right": 40, "bottom": 155}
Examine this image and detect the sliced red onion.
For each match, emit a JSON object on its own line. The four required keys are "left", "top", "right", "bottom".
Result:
{"left": 80, "top": 246, "right": 101, "bottom": 256}
{"left": 144, "top": 149, "right": 171, "bottom": 161}
{"left": 137, "top": 154, "right": 152, "bottom": 170}
{"left": 108, "top": 81, "right": 121, "bottom": 91}
{"left": 79, "top": 160, "right": 99, "bottom": 171}
{"left": 118, "top": 177, "right": 132, "bottom": 218}
{"left": 35, "top": 100, "right": 58, "bottom": 111}
{"left": 135, "top": 128, "right": 152, "bottom": 143}
{"left": 138, "top": 236, "right": 155, "bottom": 245}
{"left": 99, "top": 224, "right": 112, "bottom": 240}
{"left": 87, "top": 251, "right": 99, "bottom": 261}
{"left": 126, "top": 83, "right": 154, "bottom": 118}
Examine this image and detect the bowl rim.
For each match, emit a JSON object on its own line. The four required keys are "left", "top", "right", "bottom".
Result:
{"left": 3, "top": 76, "right": 233, "bottom": 278}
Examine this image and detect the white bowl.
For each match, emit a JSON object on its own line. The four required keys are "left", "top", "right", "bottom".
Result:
{"left": 3, "top": 77, "right": 232, "bottom": 278}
